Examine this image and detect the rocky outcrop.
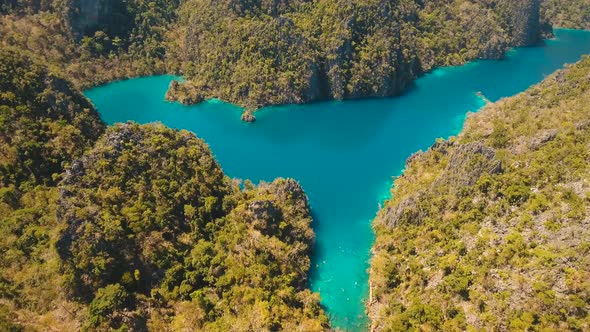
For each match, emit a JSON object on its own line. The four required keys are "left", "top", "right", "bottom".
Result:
{"left": 376, "top": 195, "right": 424, "bottom": 229}
{"left": 240, "top": 111, "right": 256, "bottom": 122}
{"left": 529, "top": 128, "right": 558, "bottom": 150}
{"left": 435, "top": 142, "right": 502, "bottom": 189}
{"left": 244, "top": 179, "right": 310, "bottom": 235}
{"left": 266, "top": 178, "right": 311, "bottom": 213}
{"left": 376, "top": 140, "right": 502, "bottom": 229}
{"left": 165, "top": 80, "right": 205, "bottom": 105}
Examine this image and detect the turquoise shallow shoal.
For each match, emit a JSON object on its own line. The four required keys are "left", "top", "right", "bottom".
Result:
{"left": 85, "top": 29, "right": 590, "bottom": 331}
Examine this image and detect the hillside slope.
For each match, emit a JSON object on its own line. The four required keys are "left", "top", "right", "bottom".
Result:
{"left": 543, "top": 0, "right": 590, "bottom": 30}
{"left": 0, "top": 0, "right": 179, "bottom": 89}
{"left": 168, "top": 0, "right": 549, "bottom": 112}
{"left": 0, "top": 50, "right": 328, "bottom": 331}
{"left": 0, "top": 49, "right": 105, "bottom": 331}
{"left": 370, "top": 55, "right": 590, "bottom": 331}
{"left": 57, "top": 123, "right": 328, "bottom": 331}
{"left": 3, "top": 0, "right": 589, "bottom": 120}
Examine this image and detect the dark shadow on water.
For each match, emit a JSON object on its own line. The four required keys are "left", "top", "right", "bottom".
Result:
{"left": 307, "top": 208, "right": 322, "bottom": 290}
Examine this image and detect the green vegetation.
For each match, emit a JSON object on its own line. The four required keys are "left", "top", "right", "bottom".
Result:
{"left": 0, "top": 49, "right": 105, "bottom": 331}
{"left": 370, "top": 55, "right": 590, "bottom": 331}
{"left": 0, "top": 50, "right": 327, "bottom": 330}
{"left": 0, "top": 0, "right": 180, "bottom": 89}
{"left": 2, "top": 1, "right": 590, "bottom": 330}
{"left": 2, "top": 0, "right": 589, "bottom": 116}
{"left": 169, "top": 0, "right": 548, "bottom": 110}
{"left": 0, "top": 48, "right": 105, "bottom": 187}
{"left": 543, "top": 0, "right": 590, "bottom": 30}
{"left": 58, "top": 122, "right": 327, "bottom": 330}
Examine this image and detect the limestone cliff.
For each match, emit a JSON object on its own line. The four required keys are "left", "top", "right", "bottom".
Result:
{"left": 168, "top": 0, "right": 547, "bottom": 116}
{"left": 499, "top": 0, "right": 543, "bottom": 46}
{"left": 70, "top": 0, "right": 115, "bottom": 36}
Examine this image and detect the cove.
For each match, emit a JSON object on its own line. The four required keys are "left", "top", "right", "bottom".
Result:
{"left": 85, "top": 29, "right": 590, "bottom": 331}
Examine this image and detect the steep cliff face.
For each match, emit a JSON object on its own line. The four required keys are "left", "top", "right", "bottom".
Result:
{"left": 369, "top": 56, "right": 590, "bottom": 331}
{"left": 69, "top": 0, "right": 133, "bottom": 37}
{"left": 169, "top": 0, "right": 546, "bottom": 115}
{"left": 71, "top": 0, "right": 107, "bottom": 34}
{"left": 499, "top": 0, "right": 543, "bottom": 46}
{"left": 2, "top": 0, "right": 548, "bottom": 116}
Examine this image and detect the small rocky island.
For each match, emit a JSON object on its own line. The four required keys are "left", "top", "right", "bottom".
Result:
{"left": 240, "top": 110, "right": 256, "bottom": 122}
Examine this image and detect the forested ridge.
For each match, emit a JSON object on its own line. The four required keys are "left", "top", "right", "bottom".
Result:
{"left": 167, "top": 0, "right": 550, "bottom": 111}
{"left": 1, "top": 0, "right": 590, "bottom": 118}
{"left": 0, "top": 51, "right": 328, "bottom": 331}
{"left": 370, "top": 55, "right": 590, "bottom": 331}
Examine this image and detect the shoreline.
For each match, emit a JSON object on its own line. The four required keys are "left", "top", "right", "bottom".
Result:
{"left": 119, "top": 29, "right": 575, "bottom": 120}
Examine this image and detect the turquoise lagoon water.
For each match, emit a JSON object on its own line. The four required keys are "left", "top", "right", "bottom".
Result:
{"left": 85, "top": 29, "right": 590, "bottom": 331}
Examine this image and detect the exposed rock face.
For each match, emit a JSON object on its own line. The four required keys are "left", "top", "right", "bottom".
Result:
{"left": 529, "top": 128, "right": 558, "bottom": 150}
{"left": 324, "top": 35, "right": 352, "bottom": 101}
{"left": 244, "top": 178, "right": 311, "bottom": 235}
{"left": 266, "top": 178, "right": 311, "bottom": 213}
{"left": 171, "top": 0, "right": 546, "bottom": 117}
{"left": 435, "top": 142, "right": 502, "bottom": 189}
{"left": 376, "top": 140, "right": 502, "bottom": 229}
{"left": 499, "top": 0, "right": 543, "bottom": 46}
{"left": 70, "top": 0, "right": 114, "bottom": 36}
{"left": 376, "top": 195, "right": 423, "bottom": 229}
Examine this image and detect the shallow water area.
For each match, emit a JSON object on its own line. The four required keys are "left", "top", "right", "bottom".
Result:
{"left": 85, "top": 29, "right": 590, "bottom": 331}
